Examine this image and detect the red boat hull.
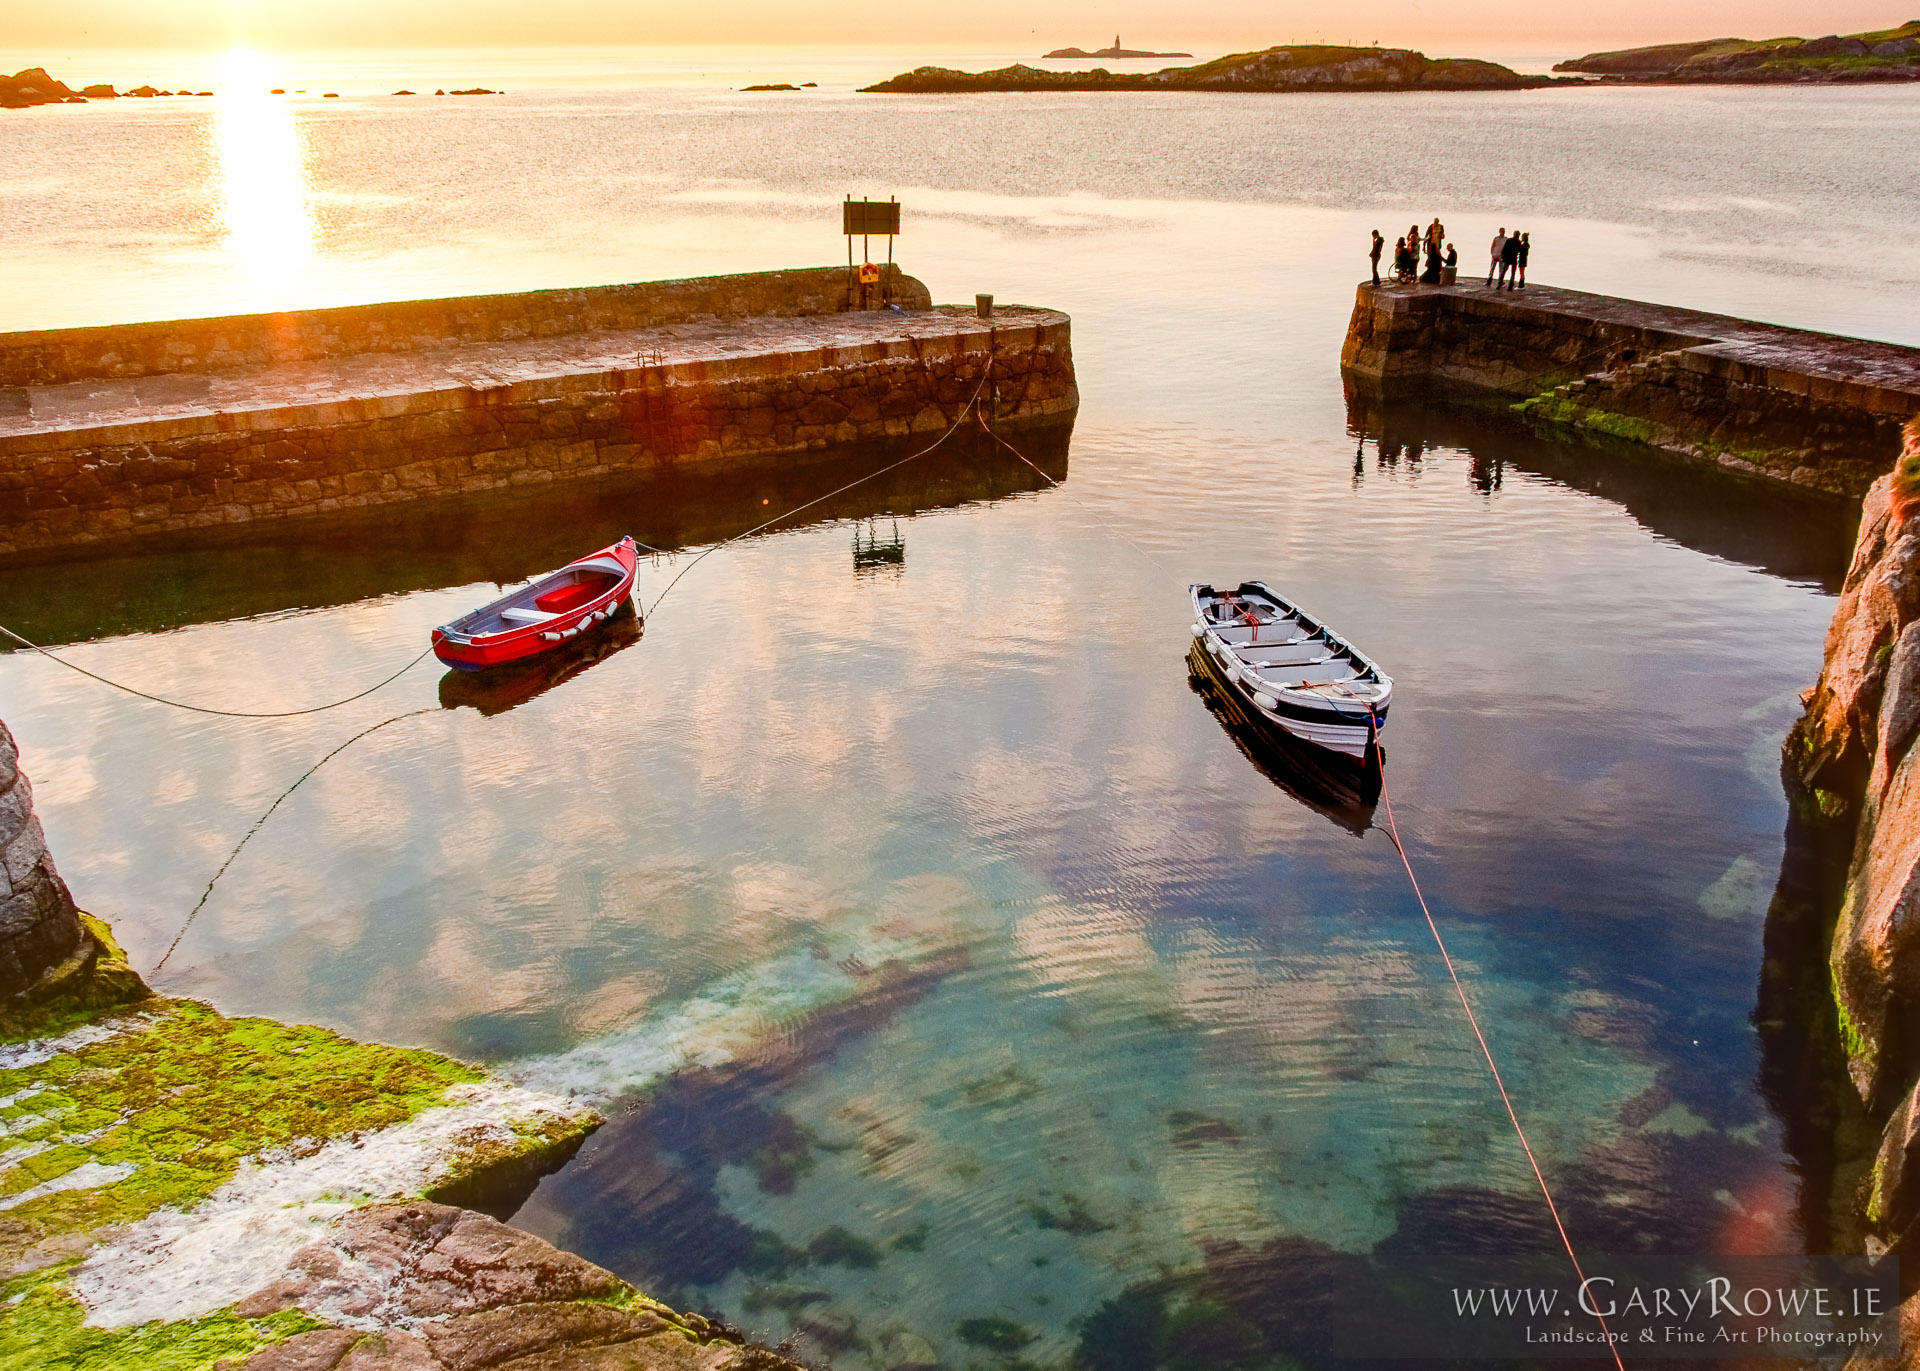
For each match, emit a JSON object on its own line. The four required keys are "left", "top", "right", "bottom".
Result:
{"left": 431, "top": 536, "right": 641, "bottom": 672}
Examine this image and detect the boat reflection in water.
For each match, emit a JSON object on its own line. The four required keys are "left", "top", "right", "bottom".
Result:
{"left": 1186, "top": 641, "right": 1379, "bottom": 832}
{"left": 438, "top": 606, "right": 643, "bottom": 717}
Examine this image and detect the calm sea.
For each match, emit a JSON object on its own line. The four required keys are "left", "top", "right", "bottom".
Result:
{"left": 1, "top": 58, "right": 1915, "bottom": 1366}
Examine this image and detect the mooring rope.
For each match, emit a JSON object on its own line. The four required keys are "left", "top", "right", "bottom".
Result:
{"left": 643, "top": 368, "right": 997, "bottom": 619}
{"left": 0, "top": 624, "right": 435, "bottom": 719}
{"left": 152, "top": 708, "right": 435, "bottom": 973}
{"left": 971, "top": 408, "right": 1186, "bottom": 587}
{"left": 141, "top": 363, "right": 1003, "bottom": 969}
{"left": 1369, "top": 713, "right": 1627, "bottom": 1369}
{"left": 978, "top": 407, "right": 1625, "bottom": 1363}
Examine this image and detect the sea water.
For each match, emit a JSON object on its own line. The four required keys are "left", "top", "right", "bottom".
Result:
{"left": 0, "top": 63, "right": 1912, "bottom": 1365}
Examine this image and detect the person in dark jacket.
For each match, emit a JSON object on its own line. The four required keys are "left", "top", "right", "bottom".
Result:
{"left": 1499, "top": 231, "right": 1521, "bottom": 289}
{"left": 1370, "top": 229, "right": 1384, "bottom": 286}
{"left": 1420, "top": 237, "right": 1441, "bottom": 284}
{"left": 1515, "top": 232, "right": 1530, "bottom": 287}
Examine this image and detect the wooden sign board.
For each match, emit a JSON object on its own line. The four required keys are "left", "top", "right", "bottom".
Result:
{"left": 843, "top": 200, "right": 901, "bottom": 236}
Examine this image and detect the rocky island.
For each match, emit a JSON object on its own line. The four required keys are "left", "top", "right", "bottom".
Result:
{"left": 1555, "top": 18, "right": 1920, "bottom": 81}
{"left": 1044, "top": 36, "right": 1193, "bottom": 58}
{"left": 863, "top": 45, "right": 1556, "bottom": 93}
{"left": 1, "top": 69, "right": 115, "bottom": 108}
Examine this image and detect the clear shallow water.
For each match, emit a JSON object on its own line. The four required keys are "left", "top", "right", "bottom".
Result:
{"left": 0, "top": 72, "right": 1893, "bottom": 1365}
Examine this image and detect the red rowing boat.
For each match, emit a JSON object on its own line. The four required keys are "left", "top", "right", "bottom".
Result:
{"left": 431, "top": 536, "right": 640, "bottom": 672}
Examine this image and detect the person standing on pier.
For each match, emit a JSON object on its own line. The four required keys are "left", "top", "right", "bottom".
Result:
{"left": 1515, "top": 232, "right": 1530, "bottom": 288}
{"left": 1426, "top": 217, "right": 1445, "bottom": 257}
{"left": 1488, "top": 227, "right": 1507, "bottom": 286}
{"left": 1421, "top": 236, "right": 1442, "bottom": 284}
{"left": 1370, "top": 229, "right": 1384, "bottom": 286}
{"left": 1499, "top": 231, "right": 1522, "bottom": 289}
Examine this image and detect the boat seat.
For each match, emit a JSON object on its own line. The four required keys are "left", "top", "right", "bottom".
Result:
{"left": 1235, "top": 643, "right": 1332, "bottom": 666}
{"left": 1211, "top": 623, "right": 1305, "bottom": 645}
{"left": 1265, "top": 665, "right": 1362, "bottom": 688}
{"left": 501, "top": 607, "right": 561, "bottom": 625}
{"left": 535, "top": 581, "right": 608, "bottom": 614}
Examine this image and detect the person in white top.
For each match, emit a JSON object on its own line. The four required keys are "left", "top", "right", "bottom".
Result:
{"left": 1487, "top": 228, "right": 1507, "bottom": 287}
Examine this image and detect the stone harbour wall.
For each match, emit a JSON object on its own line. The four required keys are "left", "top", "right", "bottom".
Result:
{"left": 0, "top": 312, "right": 1076, "bottom": 559}
{"left": 1342, "top": 283, "right": 1920, "bottom": 496}
{"left": 0, "top": 720, "right": 84, "bottom": 997}
{"left": 0, "top": 266, "right": 930, "bottom": 388}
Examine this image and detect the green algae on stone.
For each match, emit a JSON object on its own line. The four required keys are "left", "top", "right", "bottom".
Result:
{"left": 0, "top": 1265, "right": 326, "bottom": 1371}
{"left": 0, "top": 915, "right": 150, "bottom": 1048}
{"left": 0, "top": 998, "right": 485, "bottom": 1267}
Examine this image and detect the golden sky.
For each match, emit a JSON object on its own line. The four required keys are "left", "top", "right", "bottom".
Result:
{"left": 5, "top": 0, "right": 1908, "bottom": 54}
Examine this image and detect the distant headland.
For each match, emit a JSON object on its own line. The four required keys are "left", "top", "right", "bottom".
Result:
{"left": 862, "top": 45, "right": 1560, "bottom": 93}
{"left": 2, "top": 66, "right": 506, "bottom": 108}
{"left": 1, "top": 68, "right": 214, "bottom": 107}
{"left": 1555, "top": 18, "right": 1920, "bottom": 81}
{"left": 1045, "top": 36, "right": 1192, "bottom": 59}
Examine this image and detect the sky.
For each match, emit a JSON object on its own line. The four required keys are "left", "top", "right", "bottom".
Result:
{"left": 4, "top": 0, "right": 1913, "bottom": 58}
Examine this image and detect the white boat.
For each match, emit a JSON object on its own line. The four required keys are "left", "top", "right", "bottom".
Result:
{"left": 1187, "top": 582, "right": 1393, "bottom": 771}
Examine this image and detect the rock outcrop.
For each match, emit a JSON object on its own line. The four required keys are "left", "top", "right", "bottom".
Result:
{"left": 0, "top": 720, "right": 836, "bottom": 1371}
{"left": 863, "top": 45, "right": 1557, "bottom": 93}
{"left": 212, "top": 1202, "right": 795, "bottom": 1371}
{"left": 0, "top": 721, "right": 87, "bottom": 997}
{"left": 0, "top": 68, "right": 82, "bottom": 109}
{"left": 1787, "top": 416, "right": 1920, "bottom": 1322}
{"left": 1557, "top": 19, "right": 1920, "bottom": 82}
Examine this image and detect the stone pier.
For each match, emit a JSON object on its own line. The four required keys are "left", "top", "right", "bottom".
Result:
{"left": 1342, "top": 281, "right": 1920, "bottom": 496}
{"left": 0, "top": 267, "right": 1078, "bottom": 560}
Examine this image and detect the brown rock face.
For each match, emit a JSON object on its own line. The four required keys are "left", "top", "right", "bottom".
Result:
{"left": 1792, "top": 426, "right": 1920, "bottom": 1108}
{"left": 0, "top": 720, "right": 85, "bottom": 996}
{"left": 0, "top": 67, "right": 77, "bottom": 108}
{"left": 225, "top": 1202, "right": 802, "bottom": 1371}
{"left": 1789, "top": 423, "right": 1920, "bottom": 1357}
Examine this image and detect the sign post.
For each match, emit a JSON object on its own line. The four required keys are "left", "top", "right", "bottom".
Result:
{"left": 843, "top": 197, "right": 901, "bottom": 310}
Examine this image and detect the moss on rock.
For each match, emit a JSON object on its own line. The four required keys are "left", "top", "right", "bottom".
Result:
{"left": 0, "top": 920, "right": 631, "bottom": 1371}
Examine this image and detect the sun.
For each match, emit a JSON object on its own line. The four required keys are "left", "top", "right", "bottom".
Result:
{"left": 211, "top": 47, "right": 316, "bottom": 299}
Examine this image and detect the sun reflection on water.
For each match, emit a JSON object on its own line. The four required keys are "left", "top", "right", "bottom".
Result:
{"left": 213, "top": 49, "right": 316, "bottom": 300}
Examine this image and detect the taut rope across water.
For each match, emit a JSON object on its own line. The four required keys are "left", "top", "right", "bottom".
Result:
{"left": 981, "top": 405, "right": 1626, "bottom": 1365}
{"left": 8, "top": 365, "right": 1626, "bottom": 1355}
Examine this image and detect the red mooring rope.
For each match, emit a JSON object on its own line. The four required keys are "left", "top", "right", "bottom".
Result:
{"left": 1369, "top": 713, "right": 1628, "bottom": 1369}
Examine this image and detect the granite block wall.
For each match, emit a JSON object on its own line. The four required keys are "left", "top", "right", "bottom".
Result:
{"left": 0, "top": 267, "right": 931, "bottom": 388}
{"left": 1342, "top": 284, "right": 1920, "bottom": 496}
{"left": 0, "top": 316, "right": 1077, "bottom": 559}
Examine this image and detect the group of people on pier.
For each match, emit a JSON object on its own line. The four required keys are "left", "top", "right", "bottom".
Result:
{"left": 1487, "top": 227, "right": 1530, "bottom": 288}
{"left": 1371, "top": 220, "right": 1456, "bottom": 286}
{"left": 1367, "top": 221, "right": 1530, "bottom": 290}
